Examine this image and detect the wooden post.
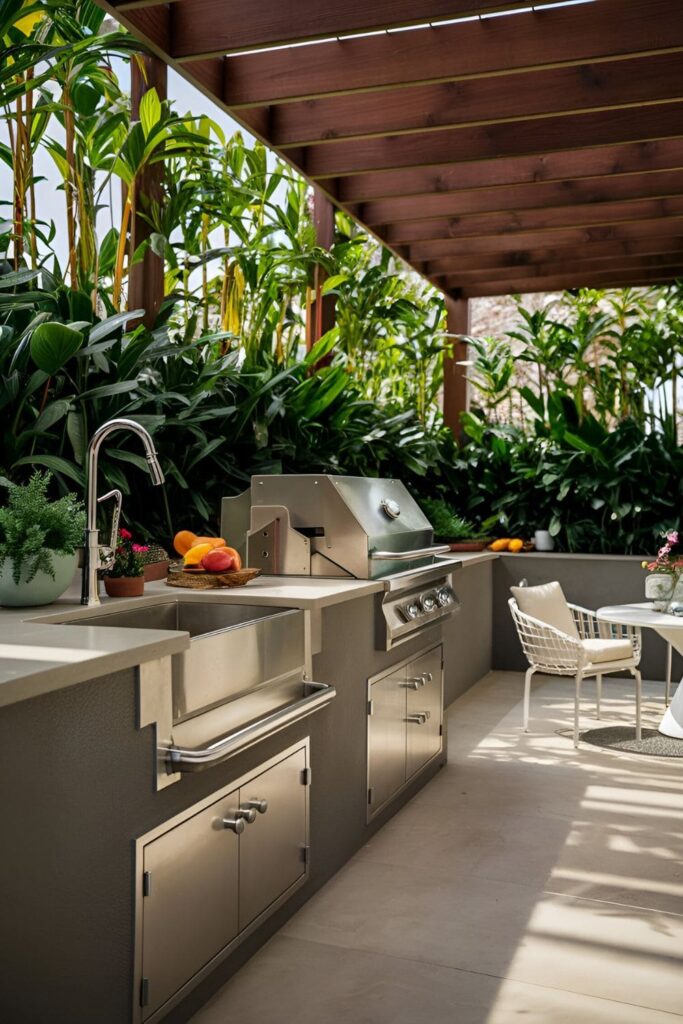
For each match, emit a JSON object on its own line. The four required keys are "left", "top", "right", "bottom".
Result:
{"left": 128, "top": 54, "right": 167, "bottom": 329}
{"left": 306, "top": 187, "right": 336, "bottom": 350}
{"left": 443, "top": 296, "right": 471, "bottom": 438}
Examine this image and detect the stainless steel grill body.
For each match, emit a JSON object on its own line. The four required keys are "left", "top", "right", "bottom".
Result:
{"left": 227, "top": 474, "right": 462, "bottom": 649}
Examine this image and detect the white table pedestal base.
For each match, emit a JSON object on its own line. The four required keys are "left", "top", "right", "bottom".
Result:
{"left": 655, "top": 627, "right": 683, "bottom": 739}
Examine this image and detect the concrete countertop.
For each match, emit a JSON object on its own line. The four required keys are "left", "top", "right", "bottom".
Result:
{"left": 0, "top": 574, "right": 384, "bottom": 708}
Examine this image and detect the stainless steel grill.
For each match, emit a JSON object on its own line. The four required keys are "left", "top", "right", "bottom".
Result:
{"left": 222, "top": 474, "right": 462, "bottom": 649}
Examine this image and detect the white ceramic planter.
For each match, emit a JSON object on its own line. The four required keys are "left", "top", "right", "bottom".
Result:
{"left": 0, "top": 551, "right": 78, "bottom": 607}
{"left": 645, "top": 572, "right": 675, "bottom": 612}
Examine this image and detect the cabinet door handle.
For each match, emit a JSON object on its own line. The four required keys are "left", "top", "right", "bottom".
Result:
{"left": 402, "top": 677, "right": 425, "bottom": 690}
{"left": 423, "top": 672, "right": 433, "bottom": 684}
{"left": 236, "top": 806, "right": 257, "bottom": 824}
{"left": 406, "top": 711, "right": 431, "bottom": 724}
{"left": 222, "top": 816, "right": 246, "bottom": 834}
{"left": 244, "top": 799, "right": 269, "bottom": 815}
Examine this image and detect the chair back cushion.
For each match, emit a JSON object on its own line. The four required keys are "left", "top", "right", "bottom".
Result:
{"left": 510, "top": 581, "right": 579, "bottom": 639}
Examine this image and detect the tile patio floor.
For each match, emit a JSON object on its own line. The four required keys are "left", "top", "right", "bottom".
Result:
{"left": 192, "top": 671, "right": 683, "bottom": 1024}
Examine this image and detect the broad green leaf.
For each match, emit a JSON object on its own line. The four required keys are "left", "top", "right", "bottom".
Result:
{"left": 30, "top": 322, "right": 84, "bottom": 374}
{"left": 13, "top": 455, "right": 84, "bottom": 486}
{"left": 139, "top": 87, "right": 162, "bottom": 139}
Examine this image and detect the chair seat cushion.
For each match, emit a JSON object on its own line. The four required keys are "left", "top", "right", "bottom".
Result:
{"left": 510, "top": 581, "right": 579, "bottom": 639}
{"left": 582, "top": 638, "right": 633, "bottom": 664}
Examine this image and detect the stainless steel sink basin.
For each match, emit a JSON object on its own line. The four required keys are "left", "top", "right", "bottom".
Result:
{"left": 54, "top": 598, "right": 306, "bottom": 723}
{"left": 71, "top": 599, "right": 276, "bottom": 637}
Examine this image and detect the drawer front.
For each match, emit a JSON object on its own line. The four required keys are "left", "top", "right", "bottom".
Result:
{"left": 367, "top": 669, "right": 407, "bottom": 814}
{"left": 141, "top": 792, "right": 240, "bottom": 1018}
{"left": 406, "top": 646, "right": 443, "bottom": 780}
{"left": 238, "top": 746, "right": 308, "bottom": 930}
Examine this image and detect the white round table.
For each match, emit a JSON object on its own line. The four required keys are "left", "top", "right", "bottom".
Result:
{"left": 598, "top": 603, "right": 683, "bottom": 739}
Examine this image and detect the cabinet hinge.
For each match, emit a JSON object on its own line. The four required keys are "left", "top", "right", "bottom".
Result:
{"left": 301, "top": 844, "right": 310, "bottom": 866}
{"left": 140, "top": 978, "right": 150, "bottom": 1008}
{"left": 368, "top": 787, "right": 374, "bottom": 805}
{"left": 301, "top": 766, "right": 312, "bottom": 786}
{"left": 367, "top": 699, "right": 374, "bottom": 716}
{"left": 142, "top": 871, "right": 152, "bottom": 897}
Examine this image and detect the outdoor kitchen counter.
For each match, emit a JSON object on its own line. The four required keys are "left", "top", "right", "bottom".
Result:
{"left": 0, "top": 575, "right": 383, "bottom": 708}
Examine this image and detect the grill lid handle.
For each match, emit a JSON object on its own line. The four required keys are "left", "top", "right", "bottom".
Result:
{"left": 371, "top": 544, "right": 452, "bottom": 560}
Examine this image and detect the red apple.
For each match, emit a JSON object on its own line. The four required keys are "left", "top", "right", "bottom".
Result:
{"left": 201, "top": 548, "right": 235, "bottom": 572}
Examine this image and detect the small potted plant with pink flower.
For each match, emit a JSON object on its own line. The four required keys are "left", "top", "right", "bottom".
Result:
{"left": 642, "top": 529, "right": 683, "bottom": 612}
{"left": 103, "top": 528, "right": 149, "bottom": 598}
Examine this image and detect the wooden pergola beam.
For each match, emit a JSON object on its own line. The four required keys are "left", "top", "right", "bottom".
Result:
{"left": 127, "top": 53, "right": 167, "bottom": 328}
{"left": 408, "top": 217, "right": 683, "bottom": 260}
{"left": 444, "top": 253, "right": 683, "bottom": 286}
{"left": 306, "top": 187, "right": 336, "bottom": 350}
{"left": 386, "top": 195, "right": 683, "bottom": 246}
{"left": 362, "top": 169, "right": 683, "bottom": 227}
{"left": 422, "top": 237, "right": 683, "bottom": 276}
{"left": 217, "top": 0, "right": 683, "bottom": 105}
{"left": 270, "top": 52, "right": 683, "bottom": 148}
{"left": 302, "top": 103, "right": 683, "bottom": 178}
{"left": 141, "top": 0, "right": 565, "bottom": 57}
{"left": 337, "top": 139, "right": 683, "bottom": 204}
{"left": 460, "top": 266, "right": 683, "bottom": 298}
{"left": 443, "top": 298, "right": 470, "bottom": 438}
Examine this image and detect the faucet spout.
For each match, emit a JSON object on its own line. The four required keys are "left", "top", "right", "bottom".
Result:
{"left": 82, "top": 418, "right": 165, "bottom": 606}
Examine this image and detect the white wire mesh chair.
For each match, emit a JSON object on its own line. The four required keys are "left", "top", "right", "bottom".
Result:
{"left": 509, "top": 597, "right": 643, "bottom": 747}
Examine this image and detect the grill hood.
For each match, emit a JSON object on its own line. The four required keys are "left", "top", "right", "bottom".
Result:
{"left": 242, "top": 474, "right": 448, "bottom": 580}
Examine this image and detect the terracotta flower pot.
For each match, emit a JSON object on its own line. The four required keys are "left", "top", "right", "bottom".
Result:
{"left": 104, "top": 575, "right": 145, "bottom": 598}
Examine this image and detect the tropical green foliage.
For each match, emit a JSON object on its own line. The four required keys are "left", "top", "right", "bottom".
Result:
{"left": 0, "top": 0, "right": 680, "bottom": 556}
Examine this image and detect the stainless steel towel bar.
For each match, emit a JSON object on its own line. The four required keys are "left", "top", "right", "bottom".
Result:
{"left": 162, "top": 682, "right": 336, "bottom": 772}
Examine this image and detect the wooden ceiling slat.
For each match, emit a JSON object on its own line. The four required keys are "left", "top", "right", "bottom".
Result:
{"left": 270, "top": 52, "right": 683, "bottom": 148}
{"left": 407, "top": 217, "right": 683, "bottom": 260}
{"left": 362, "top": 169, "right": 683, "bottom": 226}
{"left": 461, "top": 266, "right": 683, "bottom": 298}
{"left": 337, "top": 139, "right": 683, "bottom": 203}
{"left": 302, "top": 103, "right": 683, "bottom": 178}
{"left": 220, "top": 0, "right": 683, "bottom": 105}
{"left": 386, "top": 196, "right": 683, "bottom": 245}
{"left": 444, "top": 253, "right": 683, "bottom": 285}
{"left": 158, "top": 0, "right": 564, "bottom": 58}
{"left": 422, "top": 238, "right": 683, "bottom": 276}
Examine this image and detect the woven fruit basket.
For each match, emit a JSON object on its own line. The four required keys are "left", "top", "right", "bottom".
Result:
{"left": 166, "top": 567, "right": 261, "bottom": 590}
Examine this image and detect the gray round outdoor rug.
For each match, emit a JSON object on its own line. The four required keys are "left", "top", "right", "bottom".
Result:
{"left": 580, "top": 726, "right": 683, "bottom": 758}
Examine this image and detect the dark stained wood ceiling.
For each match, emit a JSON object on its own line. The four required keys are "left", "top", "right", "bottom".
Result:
{"left": 100, "top": 0, "right": 683, "bottom": 297}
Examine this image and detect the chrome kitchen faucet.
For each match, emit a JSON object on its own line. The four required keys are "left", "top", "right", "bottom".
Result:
{"left": 81, "top": 418, "right": 165, "bottom": 606}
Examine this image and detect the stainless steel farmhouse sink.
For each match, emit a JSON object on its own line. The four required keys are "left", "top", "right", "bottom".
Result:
{"left": 49, "top": 597, "right": 336, "bottom": 774}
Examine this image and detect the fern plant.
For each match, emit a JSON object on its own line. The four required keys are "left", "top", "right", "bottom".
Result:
{"left": 0, "top": 473, "right": 85, "bottom": 584}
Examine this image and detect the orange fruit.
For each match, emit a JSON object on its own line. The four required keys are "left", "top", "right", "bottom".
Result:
{"left": 192, "top": 536, "right": 226, "bottom": 549}
{"left": 183, "top": 542, "right": 213, "bottom": 565}
{"left": 173, "top": 529, "right": 198, "bottom": 556}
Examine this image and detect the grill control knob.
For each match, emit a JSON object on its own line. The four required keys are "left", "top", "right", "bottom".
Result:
{"left": 437, "top": 586, "right": 454, "bottom": 607}
{"left": 421, "top": 592, "right": 438, "bottom": 613}
{"left": 380, "top": 498, "right": 401, "bottom": 519}
{"left": 403, "top": 601, "right": 421, "bottom": 620}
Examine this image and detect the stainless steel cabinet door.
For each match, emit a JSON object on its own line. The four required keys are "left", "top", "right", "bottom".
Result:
{"left": 406, "top": 646, "right": 443, "bottom": 780}
{"left": 142, "top": 792, "right": 240, "bottom": 1018}
{"left": 368, "top": 669, "right": 407, "bottom": 813}
{"left": 238, "top": 746, "right": 308, "bottom": 930}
